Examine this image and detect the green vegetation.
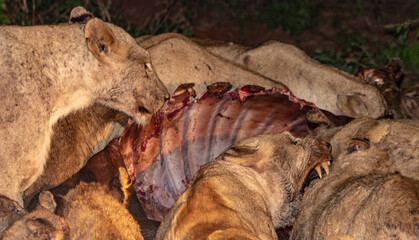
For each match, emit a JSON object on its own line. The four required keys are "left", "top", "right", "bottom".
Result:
{"left": 310, "top": 2, "right": 419, "bottom": 79}
{"left": 263, "top": 0, "right": 319, "bottom": 33}
{"left": 312, "top": 27, "right": 419, "bottom": 79}
{"left": 0, "top": 0, "right": 84, "bottom": 25}
{"left": 0, "top": 0, "right": 193, "bottom": 37}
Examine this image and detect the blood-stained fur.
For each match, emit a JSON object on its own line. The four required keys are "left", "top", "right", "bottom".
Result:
{"left": 290, "top": 141, "right": 419, "bottom": 240}
{"left": 0, "top": 8, "right": 168, "bottom": 204}
{"left": 157, "top": 133, "right": 332, "bottom": 240}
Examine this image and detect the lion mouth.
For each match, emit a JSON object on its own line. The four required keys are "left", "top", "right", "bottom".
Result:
{"left": 300, "top": 160, "right": 331, "bottom": 194}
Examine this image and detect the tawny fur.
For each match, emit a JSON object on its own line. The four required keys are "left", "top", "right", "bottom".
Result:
{"left": 0, "top": 195, "right": 27, "bottom": 236}
{"left": 29, "top": 138, "right": 132, "bottom": 209}
{"left": 195, "top": 38, "right": 387, "bottom": 118}
{"left": 290, "top": 143, "right": 419, "bottom": 239}
{"left": 0, "top": 15, "right": 169, "bottom": 204}
{"left": 137, "top": 34, "right": 386, "bottom": 118}
{"left": 330, "top": 118, "right": 419, "bottom": 181}
{"left": 23, "top": 104, "right": 128, "bottom": 205}
{"left": 58, "top": 182, "right": 144, "bottom": 240}
{"left": 156, "top": 132, "right": 331, "bottom": 240}
{"left": 2, "top": 191, "right": 70, "bottom": 240}
{"left": 136, "top": 33, "right": 288, "bottom": 97}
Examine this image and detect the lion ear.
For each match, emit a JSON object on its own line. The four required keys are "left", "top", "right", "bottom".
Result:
{"left": 221, "top": 143, "right": 260, "bottom": 167}
{"left": 84, "top": 18, "right": 119, "bottom": 63}
{"left": 39, "top": 191, "right": 57, "bottom": 213}
{"left": 69, "top": 6, "right": 94, "bottom": 23}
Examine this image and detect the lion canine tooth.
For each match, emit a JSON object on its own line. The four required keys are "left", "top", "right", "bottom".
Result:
{"left": 327, "top": 160, "right": 331, "bottom": 166}
{"left": 315, "top": 165, "right": 322, "bottom": 179}
{"left": 321, "top": 162, "right": 330, "bottom": 175}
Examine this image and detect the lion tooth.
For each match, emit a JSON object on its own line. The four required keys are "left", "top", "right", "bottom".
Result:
{"left": 321, "top": 162, "right": 330, "bottom": 175}
{"left": 327, "top": 161, "right": 331, "bottom": 166}
{"left": 315, "top": 165, "right": 322, "bottom": 179}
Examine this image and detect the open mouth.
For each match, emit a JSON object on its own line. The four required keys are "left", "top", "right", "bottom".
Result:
{"left": 300, "top": 160, "right": 331, "bottom": 194}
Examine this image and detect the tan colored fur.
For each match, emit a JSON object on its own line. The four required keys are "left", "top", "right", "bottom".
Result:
{"left": 2, "top": 208, "right": 70, "bottom": 240}
{"left": 23, "top": 104, "right": 128, "bottom": 205}
{"left": 0, "top": 195, "right": 27, "bottom": 236}
{"left": 290, "top": 143, "right": 419, "bottom": 239}
{"left": 330, "top": 118, "right": 419, "bottom": 181}
{"left": 136, "top": 33, "right": 288, "bottom": 97}
{"left": 325, "top": 235, "right": 357, "bottom": 240}
{"left": 0, "top": 15, "right": 168, "bottom": 203}
{"left": 157, "top": 133, "right": 331, "bottom": 240}
{"left": 37, "top": 138, "right": 132, "bottom": 208}
{"left": 193, "top": 37, "right": 386, "bottom": 118}
{"left": 2, "top": 192, "right": 70, "bottom": 240}
{"left": 59, "top": 182, "right": 144, "bottom": 240}
{"left": 118, "top": 166, "right": 133, "bottom": 206}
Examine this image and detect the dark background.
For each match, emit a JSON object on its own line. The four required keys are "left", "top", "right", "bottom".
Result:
{"left": 1, "top": 0, "right": 419, "bottom": 87}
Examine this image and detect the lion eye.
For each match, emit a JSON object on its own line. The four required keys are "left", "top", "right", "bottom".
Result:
{"left": 291, "top": 138, "right": 301, "bottom": 145}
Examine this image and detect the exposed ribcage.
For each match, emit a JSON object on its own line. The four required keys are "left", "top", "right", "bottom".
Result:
{"left": 119, "top": 83, "right": 324, "bottom": 221}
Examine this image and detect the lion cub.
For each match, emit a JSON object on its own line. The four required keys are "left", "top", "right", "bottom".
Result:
{"left": 2, "top": 191, "right": 69, "bottom": 240}
{"left": 0, "top": 195, "right": 27, "bottom": 236}
{"left": 156, "top": 132, "right": 331, "bottom": 240}
{"left": 0, "top": 11, "right": 169, "bottom": 204}
{"left": 57, "top": 182, "right": 144, "bottom": 240}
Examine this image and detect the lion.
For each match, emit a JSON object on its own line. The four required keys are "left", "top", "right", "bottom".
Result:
{"left": 197, "top": 38, "right": 386, "bottom": 118}
{"left": 0, "top": 11, "right": 169, "bottom": 205}
{"left": 2, "top": 191, "right": 70, "bottom": 240}
{"left": 57, "top": 182, "right": 144, "bottom": 240}
{"left": 136, "top": 33, "right": 288, "bottom": 98}
{"left": 24, "top": 141, "right": 147, "bottom": 239}
{"left": 21, "top": 7, "right": 131, "bottom": 206}
{"left": 137, "top": 34, "right": 386, "bottom": 118}
{"left": 329, "top": 118, "right": 419, "bottom": 181}
{"left": 156, "top": 132, "right": 332, "bottom": 240}
{"left": 26, "top": 138, "right": 131, "bottom": 210}
{"left": 0, "top": 195, "right": 27, "bottom": 236}
{"left": 23, "top": 104, "right": 128, "bottom": 205}
{"left": 290, "top": 140, "right": 419, "bottom": 239}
